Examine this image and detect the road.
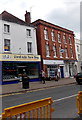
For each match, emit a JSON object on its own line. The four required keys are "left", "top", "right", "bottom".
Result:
{"left": 2, "top": 84, "right": 81, "bottom": 118}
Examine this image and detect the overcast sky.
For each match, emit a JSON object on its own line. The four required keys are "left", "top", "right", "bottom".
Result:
{"left": 0, "top": 0, "right": 81, "bottom": 39}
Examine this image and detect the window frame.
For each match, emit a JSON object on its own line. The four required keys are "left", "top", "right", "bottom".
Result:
{"left": 44, "top": 29, "right": 48, "bottom": 40}
{"left": 27, "top": 42, "right": 32, "bottom": 54}
{"left": 4, "top": 24, "right": 10, "bottom": 33}
{"left": 4, "top": 39, "right": 11, "bottom": 52}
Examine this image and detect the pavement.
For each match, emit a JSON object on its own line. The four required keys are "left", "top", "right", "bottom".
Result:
{"left": 0, "top": 77, "right": 76, "bottom": 95}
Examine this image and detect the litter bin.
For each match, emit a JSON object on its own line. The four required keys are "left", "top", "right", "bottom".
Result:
{"left": 22, "top": 74, "right": 29, "bottom": 89}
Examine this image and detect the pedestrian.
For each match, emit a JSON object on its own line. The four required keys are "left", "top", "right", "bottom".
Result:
{"left": 40, "top": 70, "right": 45, "bottom": 84}
{"left": 55, "top": 69, "right": 58, "bottom": 81}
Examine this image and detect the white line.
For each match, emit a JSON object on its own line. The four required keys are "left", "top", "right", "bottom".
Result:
{"left": 53, "top": 94, "right": 78, "bottom": 102}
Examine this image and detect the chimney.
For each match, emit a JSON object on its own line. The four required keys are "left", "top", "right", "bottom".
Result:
{"left": 25, "top": 11, "right": 31, "bottom": 24}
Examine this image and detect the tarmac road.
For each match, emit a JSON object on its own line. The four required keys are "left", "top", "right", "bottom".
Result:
{"left": 2, "top": 84, "right": 81, "bottom": 118}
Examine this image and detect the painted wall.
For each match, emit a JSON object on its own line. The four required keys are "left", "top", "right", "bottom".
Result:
{"left": 0, "top": 20, "right": 3, "bottom": 53}
{"left": 1, "top": 20, "right": 37, "bottom": 55}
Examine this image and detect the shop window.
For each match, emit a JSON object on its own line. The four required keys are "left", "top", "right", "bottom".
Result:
{"left": 46, "top": 44, "right": 50, "bottom": 57}
{"left": 26, "top": 29, "right": 31, "bottom": 37}
{"left": 51, "top": 31, "right": 55, "bottom": 41}
{"left": 4, "top": 24, "right": 10, "bottom": 33}
{"left": 27, "top": 42, "right": 32, "bottom": 54}
{"left": 44, "top": 29, "right": 48, "bottom": 40}
{"left": 4, "top": 39, "right": 10, "bottom": 52}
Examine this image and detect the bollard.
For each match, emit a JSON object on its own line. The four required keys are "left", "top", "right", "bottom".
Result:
{"left": 77, "top": 91, "right": 82, "bottom": 116}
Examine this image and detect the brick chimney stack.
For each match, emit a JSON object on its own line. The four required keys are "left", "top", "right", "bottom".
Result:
{"left": 25, "top": 11, "right": 31, "bottom": 24}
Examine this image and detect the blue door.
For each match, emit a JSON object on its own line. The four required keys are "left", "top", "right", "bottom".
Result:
{"left": 60, "top": 66, "right": 64, "bottom": 78}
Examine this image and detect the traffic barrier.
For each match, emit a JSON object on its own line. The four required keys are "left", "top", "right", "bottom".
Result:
{"left": 2, "top": 97, "right": 54, "bottom": 119}
{"left": 77, "top": 91, "right": 82, "bottom": 115}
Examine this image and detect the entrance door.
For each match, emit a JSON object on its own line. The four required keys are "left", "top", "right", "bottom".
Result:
{"left": 60, "top": 66, "right": 64, "bottom": 78}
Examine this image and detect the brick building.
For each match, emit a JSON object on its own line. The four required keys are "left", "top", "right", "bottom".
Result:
{"left": 32, "top": 19, "right": 77, "bottom": 78}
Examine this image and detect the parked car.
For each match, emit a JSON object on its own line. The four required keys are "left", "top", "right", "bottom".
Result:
{"left": 75, "top": 72, "right": 82, "bottom": 85}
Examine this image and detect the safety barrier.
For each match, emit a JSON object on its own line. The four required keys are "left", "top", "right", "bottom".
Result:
{"left": 2, "top": 97, "right": 54, "bottom": 119}
{"left": 77, "top": 91, "right": 82, "bottom": 115}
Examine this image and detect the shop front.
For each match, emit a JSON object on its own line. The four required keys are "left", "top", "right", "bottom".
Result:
{"left": 43, "top": 59, "right": 64, "bottom": 79}
{"left": 0, "top": 54, "right": 41, "bottom": 85}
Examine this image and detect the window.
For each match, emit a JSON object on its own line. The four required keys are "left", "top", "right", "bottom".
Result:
{"left": 51, "top": 31, "right": 55, "bottom": 41}
{"left": 26, "top": 29, "right": 31, "bottom": 37}
{"left": 44, "top": 29, "right": 48, "bottom": 40}
{"left": 4, "top": 39, "right": 10, "bottom": 51}
{"left": 65, "top": 48, "right": 68, "bottom": 58}
{"left": 46, "top": 44, "right": 50, "bottom": 57}
{"left": 27, "top": 42, "right": 32, "bottom": 53}
{"left": 53, "top": 46, "right": 57, "bottom": 57}
{"left": 63, "top": 34, "right": 67, "bottom": 43}
{"left": 4, "top": 24, "right": 10, "bottom": 33}
{"left": 59, "top": 46, "right": 63, "bottom": 58}
{"left": 77, "top": 45, "right": 80, "bottom": 52}
{"left": 58, "top": 33, "right": 61, "bottom": 42}
{"left": 70, "top": 47, "right": 73, "bottom": 58}
{"left": 69, "top": 36, "right": 72, "bottom": 44}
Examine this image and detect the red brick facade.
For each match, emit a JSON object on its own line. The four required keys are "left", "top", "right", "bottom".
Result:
{"left": 32, "top": 19, "right": 77, "bottom": 78}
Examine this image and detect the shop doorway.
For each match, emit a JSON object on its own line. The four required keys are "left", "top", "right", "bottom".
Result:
{"left": 60, "top": 66, "right": 64, "bottom": 78}
{"left": 17, "top": 66, "right": 27, "bottom": 76}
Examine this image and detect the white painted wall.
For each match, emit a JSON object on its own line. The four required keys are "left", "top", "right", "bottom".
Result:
{"left": 0, "top": 20, "right": 3, "bottom": 53}
{"left": 1, "top": 20, "right": 38, "bottom": 55}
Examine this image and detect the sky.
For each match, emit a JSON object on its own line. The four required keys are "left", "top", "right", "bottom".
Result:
{"left": 0, "top": 0, "right": 81, "bottom": 39}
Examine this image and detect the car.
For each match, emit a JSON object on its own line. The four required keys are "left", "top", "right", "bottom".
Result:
{"left": 75, "top": 72, "right": 82, "bottom": 85}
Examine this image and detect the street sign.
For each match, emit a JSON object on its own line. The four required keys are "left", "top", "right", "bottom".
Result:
{"left": 60, "top": 49, "right": 64, "bottom": 53}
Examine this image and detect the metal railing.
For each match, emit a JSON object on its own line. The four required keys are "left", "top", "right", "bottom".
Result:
{"left": 2, "top": 97, "right": 54, "bottom": 119}
{"left": 77, "top": 91, "right": 82, "bottom": 115}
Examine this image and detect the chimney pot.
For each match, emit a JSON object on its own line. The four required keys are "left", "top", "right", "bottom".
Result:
{"left": 25, "top": 11, "right": 31, "bottom": 24}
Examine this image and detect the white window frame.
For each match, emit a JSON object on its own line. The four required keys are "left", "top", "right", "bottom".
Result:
{"left": 63, "top": 34, "right": 67, "bottom": 44}
{"left": 4, "top": 24, "right": 10, "bottom": 33}
{"left": 70, "top": 47, "right": 73, "bottom": 58}
{"left": 53, "top": 46, "right": 57, "bottom": 57}
{"left": 46, "top": 44, "right": 50, "bottom": 57}
{"left": 51, "top": 31, "right": 55, "bottom": 41}
{"left": 59, "top": 46, "right": 63, "bottom": 58}
{"left": 27, "top": 42, "right": 32, "bottom": 54}
{"left": 58, "top": 33, "right": 61, "bottom": 43}
{"left": 69, "top": 36, "right": 72, "bottom": 44}
{"left": 4, "top": 39, "right": 11, "bottom": 52}
{"left": 65, "top": 48, "right": 68, "bottom": 58}
{"left": 44, "top": 29, "right": 48, "bottom": 40}
{"left": 26, "top": 29, "right": 31, "bottom": 37}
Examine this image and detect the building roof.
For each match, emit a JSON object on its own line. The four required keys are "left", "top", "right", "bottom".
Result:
{"left": 32, "top": 19, "right": 74, "bottom": 35}
{"left": 0, "top": 11, "right": 33, "bottom": 27}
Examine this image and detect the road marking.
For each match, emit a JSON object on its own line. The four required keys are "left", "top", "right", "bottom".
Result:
{"left": 53, "top": 94, "right": 78, "bottom": 102}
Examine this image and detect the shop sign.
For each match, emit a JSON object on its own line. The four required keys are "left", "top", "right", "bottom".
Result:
{"left": 0, "top": 54, "right": 41, "bottom": 61}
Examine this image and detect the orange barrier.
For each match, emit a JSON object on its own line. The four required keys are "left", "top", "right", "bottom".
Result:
{"left": 2, "top": 97, "right": 54, "bottom": 119}
{"left": 77, "top": 91, "right": 82, "bottom": 115}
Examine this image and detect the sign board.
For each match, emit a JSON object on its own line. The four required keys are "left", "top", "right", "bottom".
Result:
{"left": 60, "top": 49, "right": 64, "bottom": 53}
{"left": 0, "top": 54, "right": 41, "bottom": 62}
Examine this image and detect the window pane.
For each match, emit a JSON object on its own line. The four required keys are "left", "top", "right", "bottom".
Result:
{"left": 27, "top": 42, "right": 32, "bottom": 53}
{"left": 4, "top": 39, "right": 10, "bottom": 51}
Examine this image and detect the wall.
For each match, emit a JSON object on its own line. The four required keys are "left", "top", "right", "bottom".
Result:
{"left": 2, "top": 20, "right": 37, "bottom": 55}
{"left": 0, "top": 20, "right": 3, "bottom": 53}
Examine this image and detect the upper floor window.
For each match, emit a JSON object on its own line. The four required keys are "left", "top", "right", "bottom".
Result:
{"left": 4, "top": 39, "right": 10, "bottom": 51}
{"left": 51, "top": 31, "right": 55, "bottom": 41}
{"left": 26, "top": 29, "right": 31, "bottom": 37}
{"left": 65, "top": 48, "right": 68, "bottom": 58}
{"left": 44, "top": 29, "right": 48, "bottom": 40}
{"left": 70, "top": 47, "right": 73, "bottom": 58}
{"left": 63, "top": 34, "right": 67, "bottom": 43}
{"left": 46, "top": 44, "right": 50, "bottom": 57}
{"left": 4, "top": 24, "right": 10, "bottom": 33}
{"left": 58, "top": 33, "right": 61, "bottom": 43}
{"left": 27, "top": 42, "right": 32, "bottom": 53}
{"left": 69, "top": 36, "right": 72, "bottom": 44}
{"left": 59, "top": 46, "right": 63, "bottom": 58}
{"left": 53, "top": 46, "right": 57, "bottom": 57}
{"left": 77, "top": 45, "right": 80, "bottom": 52}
